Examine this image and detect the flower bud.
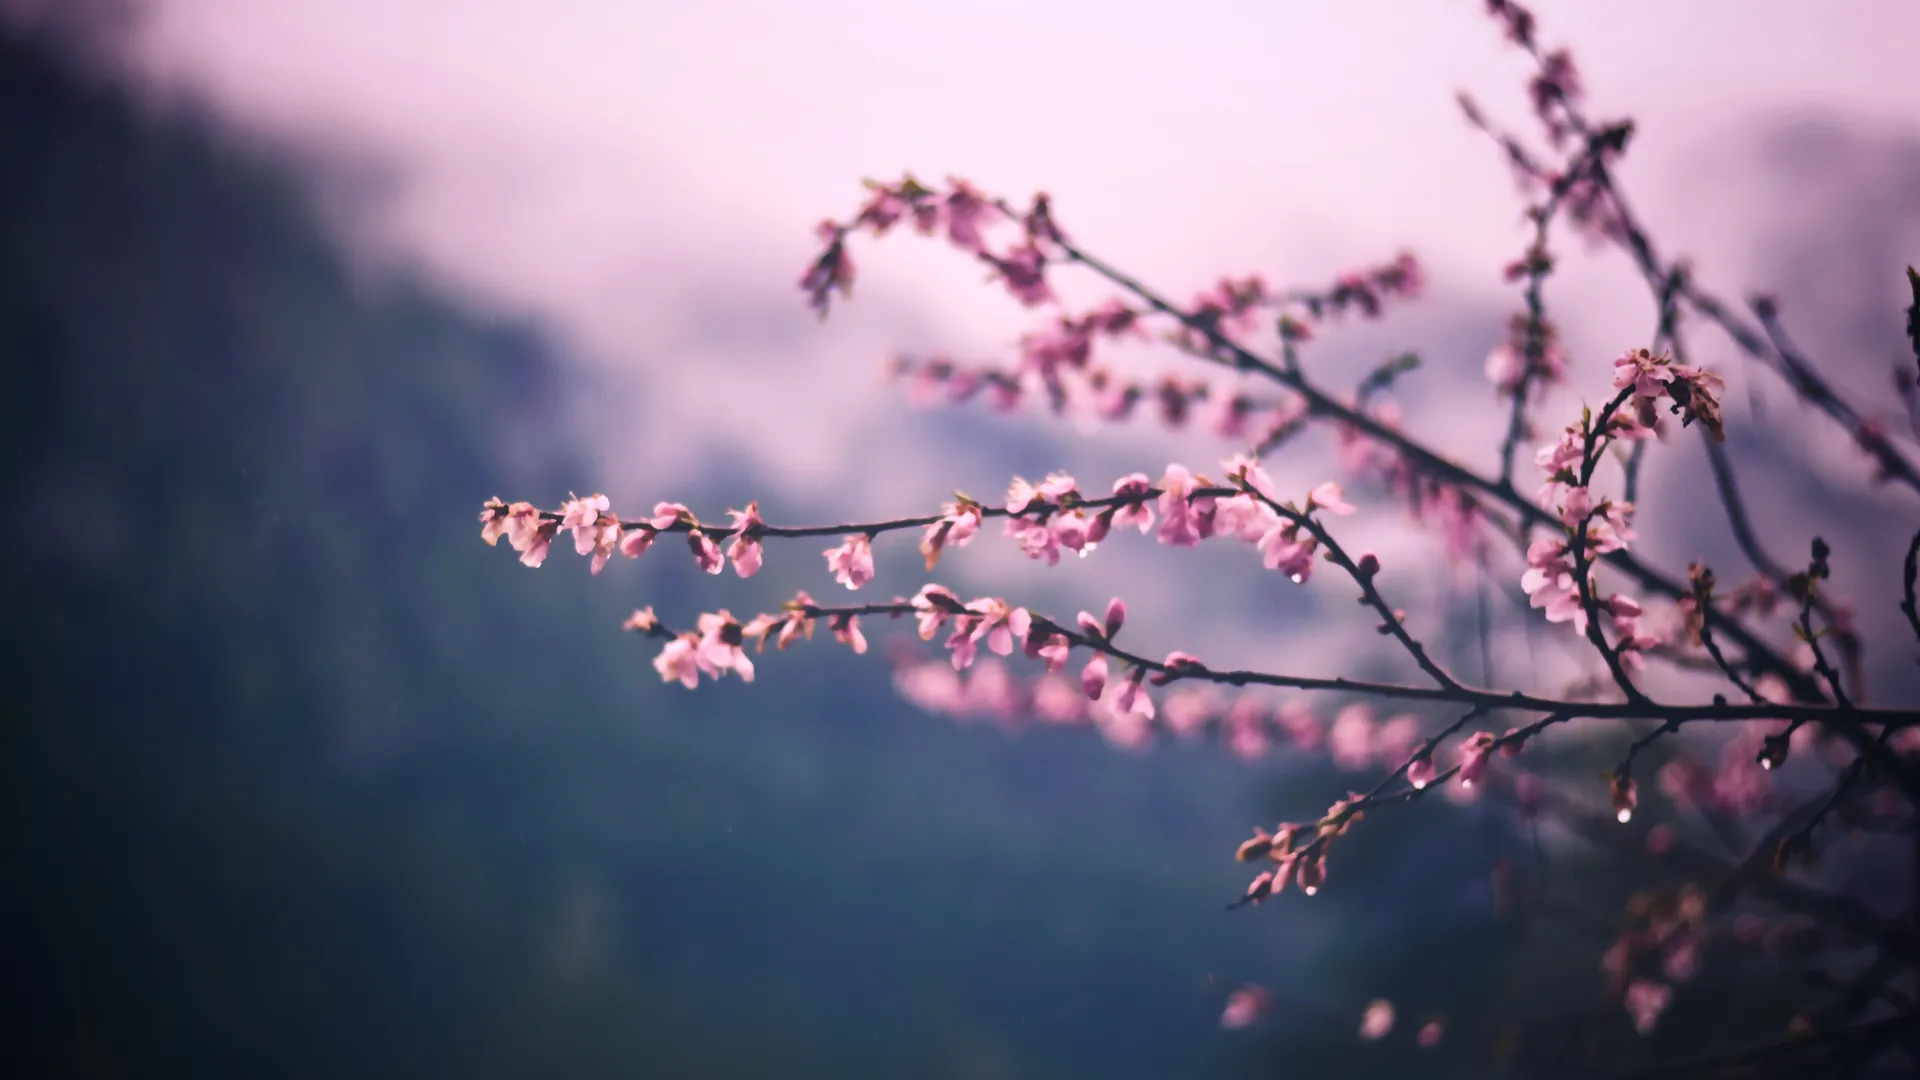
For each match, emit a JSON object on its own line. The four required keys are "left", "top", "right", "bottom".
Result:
{"left": 1758, "top": 734, "right": 1789, "bottom": 771}
{"left": 1235, "top": 830, "right": 1274, "bottom": 863}
{"left": 1295, "top": 855, "right": 1325, "bottom": 896}
{"left": 1407, "top": 753, "right": 1436, "bottom": 790}
{"left": 1611, "top": 775, "right": 1638, "bottom": 824}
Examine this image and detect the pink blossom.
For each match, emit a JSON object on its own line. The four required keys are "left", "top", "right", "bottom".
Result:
{"left": 943, "top": 619, "right": 982, "bottom": 672}
{"left": 1155, "top": 464, "right": 1217, "bottom": 548}
{"left": 688, "top": 530, "right": 724, "bottom": 575}
{"left": 1222, "top": 453, "right": 1277, "bottom": 500}
{"left": 1307, "top": 481, "right": 1355, "bottom": 515}
{"left": 619, "top": 526, "right": 658, "bottom": 559}
{"left": 1154, "top": 651, "right": 1207, "bottom": 686}
{"left": 1559, "top": 484, "right": 1594, "bottom": 529}
{"left": 965, "top": 598, "right": 1033, "bottom": 659}
{"left": 587, "top": 518, "right": 622, "bottom": 575}
{"left": 1050, "top": 511, "right": 1097, "bottom": 557}
{"left": 825, "top": 535, "right": 876, "bottom": 590}
{"left": 1458, "top": 731, "right": 1497, "bottom": 788}
{"left": 1407, "top": 753, "right": 1437, "bottom": 790}
{"left": 560, "top": 493, "right": 612, "bottom": 555}
{"left": 649, "top": 502, "right": 692, "bottom": 529}
{"left": 1007, "top": 472, "right": 1078, "bottom": 514}
{"left": 1090, "top": 686, "right": 1154, "bottom": 750}
{"left": 1107, "top": 474, "right": 1157, "bottom": 534}
{"left": 1484, "top": 344, "right": 1524, "bottom": 393}
{"left": 894, "top": 660, "right": 965, "bottom": 714}
{"left": 653, "top": 634, "right": 706, "bottom": 689}
{"left": 479, "top": 497, "right": 511, "bottom": 546}
{"left": 853, "top": 182, "right": 909, "bottom": 235}
{"left": 829, "top": 613, "right": 867, "bottom": 655}
{"left": 1417, "top": 1020, "right": 1444, "bottom": 1049}
{"left": 800, "top": 236, "right": 855, "bottom": 319}
{"left": 1662, "top": 936, "right": 1699, "bottom": 983}
{"left": 1031, "top": 675, "right": 1085, "bottom": 724}
{"left": 1161, "top": 688, "right": 1217, "bottom": 738}
{"left": 1373, "top": 715, "right": 1421, "bottom": 769}
{"left": 1534, "top": 426, "right": 1585, "bottom": 504}
{"left": 692, "top": 612, "right": 754, "bottom": 680}
{"left": 1359, "top": 999, "right": 1395, "bottom": 1041}
{"left": 1018, "top": 322, "right": 1092, "bottom": 379}
{"left": 1005, "top": 516, "right": 1062, "bottom": 566}
{"left": 519, "top": 519, "right": 558, "bottom": 568}
{"left": 499, "top": 501, "right": 542, "bottom": 551}
{"left": 1658, "top": 760, "right": 1710, "bottom": 808}
{"left": 1624, "top": 979, "right": 1671, "bottom": 1036}
{"left": 1613, "top": 348, "right": 1674, "bottom": 400}
{"left": 920, "top": 502, "right": 983, "bottom": 570}
{"left": 1258, "top": 524, "right": 1317, "bottom": 582}
{"left": 1329, "top": 704, "right": 1376, "bottom": 772}
{"left": 1276, "top": 699, "right": 1321, "bottom": 751}
{"left": 990, "top": 243, "right": 1053, "bottom": 306}
{"left": 912, "top": 584, "right": 964, "bottom": 640}
{"left": 1113, "top": 672, "right": 1156, "bottom": 722}
{"left": 1223, "top": 698, "right": 1271, "bottom": 761}
{"left": 1027, "top": 630, "right": 1071, "bottom": 673}
{"left": 1520, "top": 537, "right": 1586, "bottom": 632}
{"left": 1220, "top": 986, "right": 1272, "bottom": 1030}
{"left": 943, "top": 180, "right": 996, "bottom": 252}
{"left": 725, "top": 503, "right": 766, "bottom": 578}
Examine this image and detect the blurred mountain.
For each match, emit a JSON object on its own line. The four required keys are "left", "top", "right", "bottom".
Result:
{"left": 0, "top": 18, "right": 1358, "bottom": 1080}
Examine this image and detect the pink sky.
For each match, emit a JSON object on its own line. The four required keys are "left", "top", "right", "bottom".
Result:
{"left": 121, "top": 1, "right": 1920, "bottom": 693}
{"left": 126, "top": 1, "right": 1920, "bottom": 479}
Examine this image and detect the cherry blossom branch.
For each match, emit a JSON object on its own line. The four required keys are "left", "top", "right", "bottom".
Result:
{"left": 993, "top": 199, "right": 1831, "bottom": 713}
{"left": 1226, "top": 468, "right": 1463, "bottom": 693}
{"left": 482, "top": 490, "right": 1920, "bottom": 731}
{"left": 1568, "top": 386, "right": 1651, "bottom": 703}
{"left": 808, "top": 169, "right": 1862, "bottom": 724}
{"left": 1493, "top": 137, "right": 1601, "bottom": 485}
{"left": 1472, "top": 20, "right": 1920, "bottom": 501}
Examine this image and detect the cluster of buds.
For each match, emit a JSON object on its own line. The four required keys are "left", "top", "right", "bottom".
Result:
{"left": 1234, "top": 818, "right": 1329, "bottom": 904}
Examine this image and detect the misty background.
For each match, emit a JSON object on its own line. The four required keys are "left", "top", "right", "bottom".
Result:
{"left": 3, "top": 1, "right": 1916, "bottom": 1077}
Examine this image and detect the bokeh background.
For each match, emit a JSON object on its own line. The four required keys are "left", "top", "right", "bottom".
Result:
{"left": 3, "top": 1, "right": 1916, "bottom": 1077}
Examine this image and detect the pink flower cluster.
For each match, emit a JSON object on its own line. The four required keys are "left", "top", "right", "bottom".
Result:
{"left": 480, "top": 495, "right": 773, "bottom": 579}
{"left": 892, "top": 654, "right": 1437, "bottom": 768}
{"left": 890, "top": 353, "right": 1309, "bottom": 449}
{"left": 1613, "top": 346, "right": 1728, "bottom": 443}
{"left": 1522, "top": 390, "right": 1668, "bottom": 670}
{"left": 804, "top": 177, "right": 1060, "bottom": 317}
{"left": 1331, "top": 400, "right": 1489, "bottom": 577}
{"left": 1484, "top": 312, "right": 1570, "bottom": 397}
